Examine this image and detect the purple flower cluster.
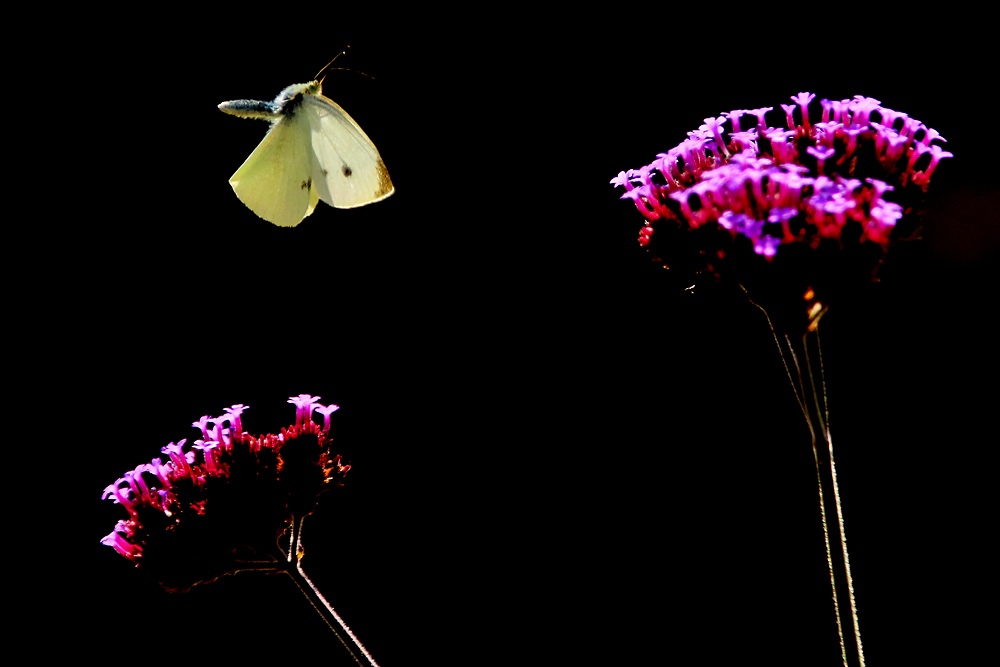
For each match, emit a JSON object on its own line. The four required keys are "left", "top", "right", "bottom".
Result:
{"left": 611, "top": 93, "right": 952, "bottom": 259}
{"left": 100, "top": 394, "right": 349, "bottom": 591}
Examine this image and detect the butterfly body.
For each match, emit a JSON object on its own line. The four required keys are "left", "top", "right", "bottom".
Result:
{"left": 219, "top": 80, "right": 393, "bottom": 227}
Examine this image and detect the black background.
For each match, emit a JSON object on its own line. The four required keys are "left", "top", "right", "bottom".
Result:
{"left": 21, "top": 10, "right": 996, "bottom": 666}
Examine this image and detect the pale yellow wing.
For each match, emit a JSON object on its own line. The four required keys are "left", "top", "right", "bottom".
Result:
{"left": 304, "top": 94, "right": 394, "bottom": 209}
{"left": 229, "top": 113, "right": 319, "bottom": 227}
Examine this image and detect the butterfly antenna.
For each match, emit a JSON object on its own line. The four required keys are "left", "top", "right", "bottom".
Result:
{"left": 315, "top": 47, "right": 377, "bottom": 85}
{"left": 314, "top": 47, "right": 350, "bottom": 83}
{"left": 322, "top": 67, "right": 377, "bottom": 83}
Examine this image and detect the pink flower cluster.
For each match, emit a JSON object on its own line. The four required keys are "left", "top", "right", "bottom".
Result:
{"left": 100, "top": 395, "right": 349, "bottom": 590}
{"left": 611, "top": 93, "right": 952, "bottom": 258}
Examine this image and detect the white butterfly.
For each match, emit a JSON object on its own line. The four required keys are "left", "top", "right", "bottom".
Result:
{"left": 219, "top": 74, "right": 393, "bottom": 227}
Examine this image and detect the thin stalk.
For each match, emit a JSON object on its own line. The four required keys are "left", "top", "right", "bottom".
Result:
{"left": 244, "top": 516, "right": 380, "bottom": 667}
{"left": 801, "top": 329, "right": 864, "bottom": 667}
{"left": 745, "top": 288, "right": 864, "bottom": 667}
{"left": 293, "top": 516, "right": 382, "bottom": 667}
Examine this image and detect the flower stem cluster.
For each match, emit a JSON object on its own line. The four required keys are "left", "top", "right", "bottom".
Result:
{"left": 100, "top": 394, "right": 350, "bottom": 592}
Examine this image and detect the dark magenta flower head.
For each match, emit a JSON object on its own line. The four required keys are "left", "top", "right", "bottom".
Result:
{"left": 612, "top": 92, "right": 952, "bottom": 328}
{"left": 100, "top": 394, "right": 351, "bottom": 592}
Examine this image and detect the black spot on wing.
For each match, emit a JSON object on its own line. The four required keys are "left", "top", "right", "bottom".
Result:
{"left": 342, "top": 165, "right": 352, "bottom": 178}
{"left": 301, "top": 177, "right": 312, "bottom": 190}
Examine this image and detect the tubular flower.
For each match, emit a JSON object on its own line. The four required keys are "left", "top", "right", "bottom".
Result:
{"left": 612, "top": 93, "right": 952, "bottom": 328}
{"left": 612, "top": 93, "right": 951, "bottom": 261}
{"left": 100, "top": 394, "right": 350, "bottom": 592}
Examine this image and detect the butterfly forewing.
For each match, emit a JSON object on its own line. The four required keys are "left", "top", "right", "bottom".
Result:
{"left": 230, "top": 113, "right": 319, "bottom": 227}
{"left": 305, "top": 94, "right": 394, "bottom": 209}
